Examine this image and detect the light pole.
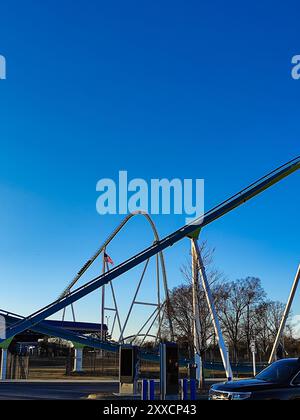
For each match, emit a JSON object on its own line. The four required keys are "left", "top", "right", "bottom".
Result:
{"left": 250, "top": 341, "right": 256, "bottom": 377}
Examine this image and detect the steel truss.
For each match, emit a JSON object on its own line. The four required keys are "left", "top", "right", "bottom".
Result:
{"left": 2, "top": 157, "right": 299, "bottom": 347}
{"left": 59, "top": 211, "right": 174, "bottom": 344}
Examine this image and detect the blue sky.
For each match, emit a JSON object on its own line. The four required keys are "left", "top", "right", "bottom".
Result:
{"left": 0, "top": 1, "right": 299, "bottom": 335}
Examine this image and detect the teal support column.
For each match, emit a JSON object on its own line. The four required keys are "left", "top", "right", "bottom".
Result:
{"left": 0, "top": 338, "right": 13, "bottom": 380}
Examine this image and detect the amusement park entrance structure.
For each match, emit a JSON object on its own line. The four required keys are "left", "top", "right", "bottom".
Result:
{"left": 1, "top": 156, "right": 299, "bottom": 379}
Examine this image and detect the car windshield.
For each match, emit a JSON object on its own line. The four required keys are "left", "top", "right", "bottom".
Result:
{"left": 256, "top": 360, "right": 300, "bottom": 384}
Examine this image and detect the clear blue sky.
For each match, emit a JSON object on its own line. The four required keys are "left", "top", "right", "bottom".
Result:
{"left": 0, "top": 1, "right": 299, "bottom": 334}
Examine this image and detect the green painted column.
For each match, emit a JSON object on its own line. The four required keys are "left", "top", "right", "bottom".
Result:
{"left": 186, "top": 227, "right": 201, "bottom": 240}
{"left": 0, "top": 338, "right": 13, "bottom": 380}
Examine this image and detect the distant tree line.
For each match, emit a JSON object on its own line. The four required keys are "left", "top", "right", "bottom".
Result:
{"left": 161, "top": 243, "right": 299, "bottom": 363}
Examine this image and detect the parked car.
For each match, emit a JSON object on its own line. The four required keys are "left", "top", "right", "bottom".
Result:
{"left": 209, "top": 358, "right": 300, "bottom": 400}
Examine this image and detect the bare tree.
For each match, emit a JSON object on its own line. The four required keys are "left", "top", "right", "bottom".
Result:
{"left": 241, "top": 278, "right": 266, "bottom": 358}
{"left": 217, "top": 281, "right": 247, "bottom": 362}
{"left": 161, "top": 242, "right": 223, "bottom": 359}
{"left": 161, "top": 245, "right": 299, "bottom": 364}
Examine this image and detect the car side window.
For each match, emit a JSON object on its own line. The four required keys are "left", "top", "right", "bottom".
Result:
{"left": 292, "top": 371, "right": 300, "bottom": 385}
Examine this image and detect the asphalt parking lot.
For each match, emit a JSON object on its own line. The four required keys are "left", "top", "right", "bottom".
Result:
{"left": 0, "top": 380, "right": 213, "bottom": 400}
{"left": 0, "top": 381, "right": 119, "bottom": 400}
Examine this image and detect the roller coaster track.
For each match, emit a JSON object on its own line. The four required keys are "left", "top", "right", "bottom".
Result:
{"left": 0, "top": 309, "right": 163, "bottom": 362}
{"left": 0, "top": 310, "right": 270, "bottom": 371}
{"left": 58, "top": 211, "right": 174, "bottom": 339}
{"left": 0, "top": 308, "right": 119, "bottom": 353}
{"left": 2, "top": 156, "right": 300, "bottom": 343}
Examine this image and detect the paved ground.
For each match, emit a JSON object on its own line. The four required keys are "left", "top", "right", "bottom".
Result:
{"left": 0, "top": 381, "right": 119, "bottom": 400}
{"left": 0, "top": 379, "right": 220, "bottom": 400}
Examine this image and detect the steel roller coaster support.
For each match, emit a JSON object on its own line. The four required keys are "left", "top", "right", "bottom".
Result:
{"left": 1, "top": 157, "right": 299, "bottom": 369}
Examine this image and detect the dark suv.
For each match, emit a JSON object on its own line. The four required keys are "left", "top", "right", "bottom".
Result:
{"left": 209, "top": 358, "right": 300, "bottom": 400}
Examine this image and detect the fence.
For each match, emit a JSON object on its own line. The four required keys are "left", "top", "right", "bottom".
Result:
{"left": 3, "top": 350, "right": 268, "bottom": 380}
{"left": 83, "top": 350, "right": 119, "bottom": 377}
{"left": 7, "top": 353, "right": 29, "bottom": 379}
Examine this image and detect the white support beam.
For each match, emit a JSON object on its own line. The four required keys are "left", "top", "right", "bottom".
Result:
{"left": 191, "top": 240, "right": 204, "bottom": 388}
{"left": 192, "top": 238, "right": 233, "bottom": 380}
{"left": 269, "top": 264, "right": 300, "bottom": 364}
{"left": 100, "top": 252, "right": 106, "bottom": 343}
